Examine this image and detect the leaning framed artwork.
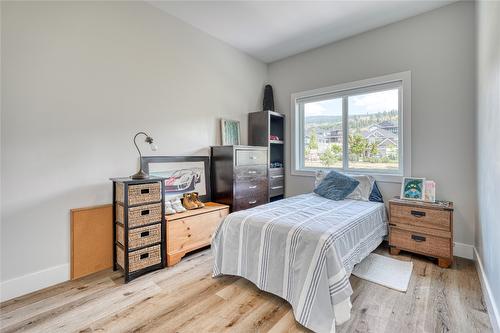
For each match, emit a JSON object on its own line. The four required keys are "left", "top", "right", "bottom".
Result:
{"left": 220, "top": 119, "right": 241, "bottom": 145}
{"left": 141, "top": 156, "right": 211, "bottom": 202}
{"left": 400, "top": 177, "right": 426, "bottom": 201}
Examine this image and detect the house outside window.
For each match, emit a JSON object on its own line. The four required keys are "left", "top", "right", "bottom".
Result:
{"left": 291, "top": 72, "right": 411, "bottom": 182}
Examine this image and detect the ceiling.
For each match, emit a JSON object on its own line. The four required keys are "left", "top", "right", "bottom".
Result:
{"left": 149, "top": 1, "right": 456, "bottom": 63}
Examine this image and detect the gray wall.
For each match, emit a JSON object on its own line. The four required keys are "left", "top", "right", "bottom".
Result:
{"left": 268, "top": 2, "right": 476, "bottom": 250}
{"left": 476, "top": 0, "right": 500, "bottom": 326}
{"left": 1, "top": 1, "right": 266, "bottom": 297}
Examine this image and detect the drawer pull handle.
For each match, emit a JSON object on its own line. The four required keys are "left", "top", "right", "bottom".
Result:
{"left": 411, "top": 235, "right": 426, "bottom": 242}
{"left": 271, "top": 186, "right": 284, "bottom": 190}
{"left": 140, "top": 253, "right": 149, "bottom": 260}
{"left": 140, "top": 231, "right": 150, "bottom": 237}
{"left": 271, "top": 175, "right": 284, "bottom": 179}
{"left": 249, "top": 185, "right": 257, "bottom": 189}
{"left": 249, "top": 200, "right": 257, "bottom": 205}
{"left": 140, "top": 189, "right": 150, "bottom": 194}
{"left": 249, "top": 156, "right": 257, "bottom": 160}
{"left": 248, "top": 171, "right": 257, "bottom": 174}
{"left": 141, "top": 209, "right": 150, "bottom": 216}
{"left": 411, "top": 210, "right": 426, "bottom": 217}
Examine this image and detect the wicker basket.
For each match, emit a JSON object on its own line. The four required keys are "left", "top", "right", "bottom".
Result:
{"left": 116, "top": 244, "right": 161, "bottom": 272}
{"left": 115, "top": 182, "right": 161, "bottom": 205}
{"left": 116, "top": 202, "right": 162, "bottom": 228}
{"left": 116, "top": 223, "right": 161, "bottom": 249}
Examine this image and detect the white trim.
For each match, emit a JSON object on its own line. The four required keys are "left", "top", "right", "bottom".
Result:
{"left": 474, "top": 247, "right": 500, "bottom": 333}
{"left": 453, "top": 242, "right": 474, "bottom": 260}
{"left": 290, "top": 71, "right": 411, "bottom": 183}
{"left": 0, "top": 264, "right": 69, "bottom": 302}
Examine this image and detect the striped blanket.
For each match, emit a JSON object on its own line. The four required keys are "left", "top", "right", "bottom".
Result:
{"left": 212, "top": 193, "right": 387, "bottom": 333}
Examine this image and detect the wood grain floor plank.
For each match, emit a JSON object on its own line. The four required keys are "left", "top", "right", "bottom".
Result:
{"left": 0, "top": 244, "right": 492, "bottom": 333}
{"left": 0, "top": 276, "right": 115, "bottom": 330}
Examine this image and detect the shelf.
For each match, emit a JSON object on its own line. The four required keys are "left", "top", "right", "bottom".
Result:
{"left": 269, "top": 140, "right": 284, "bottom": 144}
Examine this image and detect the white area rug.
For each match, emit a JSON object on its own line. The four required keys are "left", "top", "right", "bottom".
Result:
{"left": 352, "top": 253, "right": 413, "bottom": 292}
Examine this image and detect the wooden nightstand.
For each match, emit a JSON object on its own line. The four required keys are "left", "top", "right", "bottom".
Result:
{"left": 388, "top": 197, "right": 454, "bottom": 268}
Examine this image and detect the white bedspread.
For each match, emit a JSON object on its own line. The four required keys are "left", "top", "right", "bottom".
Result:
{"left": 212, "top": 193, "right": 387, "bottom": 333}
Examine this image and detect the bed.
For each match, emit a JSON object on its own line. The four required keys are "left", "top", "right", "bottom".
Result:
{"left": 211, "top": 193, "right": 388, "bottom": 333}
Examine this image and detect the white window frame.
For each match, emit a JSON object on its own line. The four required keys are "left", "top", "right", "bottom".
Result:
{"left": 291, "top": 71, "right": 411, "bottom": 183}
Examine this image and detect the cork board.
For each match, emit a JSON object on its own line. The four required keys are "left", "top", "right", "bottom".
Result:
{"left": 70, "top": 204, "right": 113, "bottom": 279}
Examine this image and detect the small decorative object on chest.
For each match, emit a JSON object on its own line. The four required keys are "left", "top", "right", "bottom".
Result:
{"left": 389, "top": 197, "right": 454, "bottom": 268}
{"left": 111, "top": 177, "right": 166, "bottom": 282}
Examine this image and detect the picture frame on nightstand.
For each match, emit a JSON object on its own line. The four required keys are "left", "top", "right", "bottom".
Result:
{"left": 400, "top": 177, "right": 425, "bottom": 201}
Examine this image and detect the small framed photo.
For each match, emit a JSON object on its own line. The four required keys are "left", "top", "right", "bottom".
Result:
{"left": 400, "top": 177, "right": 426, "bottom": 201}
{"left": 220, "top": 119, "right": 241, "bottom": 145}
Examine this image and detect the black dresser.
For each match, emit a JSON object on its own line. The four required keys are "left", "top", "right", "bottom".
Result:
{"left": 211, "top": 145, "right": 269, "bottom": 211}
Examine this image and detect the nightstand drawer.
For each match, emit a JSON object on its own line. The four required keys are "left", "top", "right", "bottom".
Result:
{"left": 390, "top": 204, "right": 451, "bottom": 231}
{"left": 390, "top": 227, "right": 451, "bottom": 258}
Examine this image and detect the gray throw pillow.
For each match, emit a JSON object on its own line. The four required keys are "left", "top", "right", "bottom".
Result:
{"left": 314, "top": 170, "right": 359, "bottom": 201}
{"left": 346, "top": 175, "right": 375, "bottom": 201}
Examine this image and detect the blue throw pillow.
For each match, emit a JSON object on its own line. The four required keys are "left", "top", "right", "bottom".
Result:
{"left": 314, "top": 170, "right": 359, "bottom": 201}
{"left": 369, "top": 181, "right": 384, "bottom": 203}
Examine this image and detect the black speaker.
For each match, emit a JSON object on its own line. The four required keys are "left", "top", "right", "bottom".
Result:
{"left": 263, "top": 84, "right": 274, "bottom": 111}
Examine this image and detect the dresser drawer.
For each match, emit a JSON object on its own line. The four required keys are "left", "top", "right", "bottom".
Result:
{"left": 115, "top": 181, "right": 161, "bottom": 206}
{"left": 234, "top": 194, "right": 268, "bottom": 211}
{"left": 116, "top": 202, "right": 162, "bottom": 228}
{"left": 167, "top": 208, "right": 228, "bottom": 254}
{"left": 116, "top": 223, "right": 161, "bottom": 250}
{"left": 116, "top": 244, "right": 161, "bottom": 273}
{"left": 270, "top": 184, "right": 284, "bottom": 197}
{"left": 235, "top": 165, "right": 267, "bottom": 180}
{"left": 390, "top": 203, "right": 451, "bottom": 231}
{"left": 269, "top": 169, "right": 284, "bottom": 183}
{"left": 235, "top": 149, "right": 267, "bottom": 166}
{"left": 270, "top": 175, "right": 284, "bottom": 188}
{"left": 389, "top": 227, "right": 451, "bottom": 259}
{"left": 234, "top": 178, "right": 268, "bottom": 199}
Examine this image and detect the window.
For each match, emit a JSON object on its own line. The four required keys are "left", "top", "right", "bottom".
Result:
{"left": 292, "top": 72, "right": 411, "bottom": 181}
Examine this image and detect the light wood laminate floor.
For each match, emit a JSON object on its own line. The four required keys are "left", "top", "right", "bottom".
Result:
{"left": 0, "top": 244, "right": 492, "bottom": 333}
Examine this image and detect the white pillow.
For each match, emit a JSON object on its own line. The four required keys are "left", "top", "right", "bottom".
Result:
{"left": 345, "top": 175, "right": 375, "bottom": 201}
{"left": 314, "top": 170, "right": 327, "bottom": 188}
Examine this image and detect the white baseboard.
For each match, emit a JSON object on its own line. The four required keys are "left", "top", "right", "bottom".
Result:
{"left": 454, "top": 242, "right": 474, "bottom": 260}
{"left": 474, "top": 247, "right": 500, "bottom": 333}
{"left": 0, "top": 264, "right": 69, "bottom": 302}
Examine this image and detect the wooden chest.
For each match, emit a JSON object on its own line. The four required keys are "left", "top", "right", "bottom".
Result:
{"left": 211, "top": 145, "right": 269, "bottom": 212}
{"left": 388, "top": 197, "right": 454, "bottom": 268}
{"left": 166, "top": 202, "right": 229, "bottom": 266}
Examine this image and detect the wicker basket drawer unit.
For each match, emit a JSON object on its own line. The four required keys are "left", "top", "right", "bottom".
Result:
{"left": 115, "top": 181, "right": 161, "bottom": 206}
{"left": 116, "top": 223, "right": 161, "bottom": 250}
{"left": 389, "top": 197, "right": 454, "bottom": 268}
{"left": 116, "top": 244, "right": 162, "bottom": 273}
{"left": 111, "top": 177, "right": 166, "bottom": 283}
{"left": 115, "top": 202, "right": 162, "bottom": 227}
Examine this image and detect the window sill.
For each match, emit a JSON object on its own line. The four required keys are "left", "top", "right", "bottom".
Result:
{"left": 291, "top": 168, "right": 404, "bottom": 184}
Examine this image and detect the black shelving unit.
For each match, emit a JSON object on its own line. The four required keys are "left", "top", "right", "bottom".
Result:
{"left": 248, "top": 110, "right": 285, "bottom": 201}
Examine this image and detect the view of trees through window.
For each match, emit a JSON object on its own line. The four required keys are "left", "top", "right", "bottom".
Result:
{"left": 303, "top": 88, "right": 399, "bottom": 171}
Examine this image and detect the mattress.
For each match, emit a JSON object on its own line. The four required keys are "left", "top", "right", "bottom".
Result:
{"left": 211, "top": 193, "right": 388, "bottom": 333}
